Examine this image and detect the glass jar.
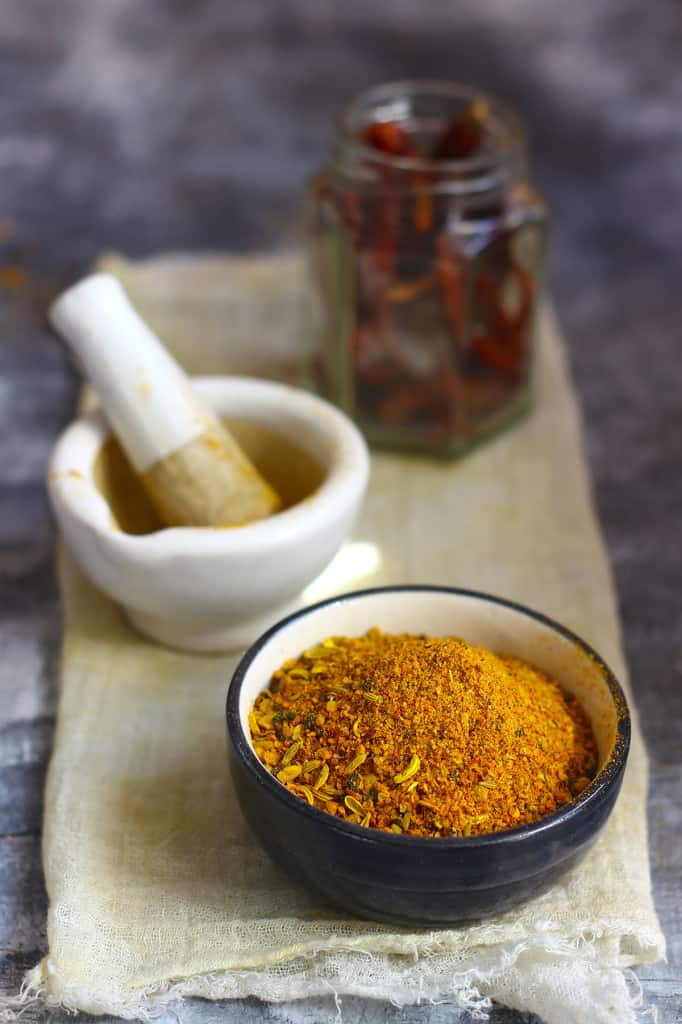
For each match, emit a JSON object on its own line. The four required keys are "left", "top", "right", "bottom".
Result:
{"left": 305, "top": 80, "right": 547, "bottom": 456}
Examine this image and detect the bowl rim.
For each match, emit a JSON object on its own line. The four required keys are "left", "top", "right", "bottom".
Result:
{"left": 48, "top": 375, "right": 370, "bottom": 556}
{"left": 227, "top": 584, "right": 631, "bottom": 848}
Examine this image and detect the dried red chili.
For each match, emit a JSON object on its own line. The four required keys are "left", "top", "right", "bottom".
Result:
{"left": 362, "top": 120, "right": 415, "bottom": 157}
{"left": 362, "top": 119, "right": 435, "bottom": 235}
{"left": 436, "top": 234, "right": 466, "bottom": 343}
{"left": 432, "top": 99, "right": 489, "bottom": 160}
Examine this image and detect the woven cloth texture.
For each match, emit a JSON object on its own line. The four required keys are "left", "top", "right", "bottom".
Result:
{"left": 23, "top": 254, "right": 664, "bottom": 1024}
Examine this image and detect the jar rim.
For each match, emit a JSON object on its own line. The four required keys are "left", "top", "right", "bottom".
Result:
{"left": 336, "top": 79, "right": 526, "bottom": 178}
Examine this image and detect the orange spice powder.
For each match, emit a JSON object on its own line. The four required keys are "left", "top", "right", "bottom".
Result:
{"left": 249, "top": 629, "right": 598, "bottom": 838}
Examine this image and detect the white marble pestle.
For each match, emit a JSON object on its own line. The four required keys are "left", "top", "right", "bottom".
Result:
{"left": 49, "top": 273, "right": 281, "bottom": 527}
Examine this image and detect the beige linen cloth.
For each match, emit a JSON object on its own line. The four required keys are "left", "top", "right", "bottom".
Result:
{"left": 17, "top": 255, "right": 664, "bottom": 1024}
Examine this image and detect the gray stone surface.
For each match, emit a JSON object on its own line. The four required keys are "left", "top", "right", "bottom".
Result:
{"left": 0, "top": 1, "right": 680, "bottom": 1021}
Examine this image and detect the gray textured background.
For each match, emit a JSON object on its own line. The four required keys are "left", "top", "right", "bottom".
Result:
{"left": 0, "top": 2, "right": 680, "bottom": 1022}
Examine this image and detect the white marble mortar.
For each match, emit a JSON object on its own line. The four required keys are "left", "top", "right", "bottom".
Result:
{"left": 48, "top": 376, "right": 370, "bottom": 652}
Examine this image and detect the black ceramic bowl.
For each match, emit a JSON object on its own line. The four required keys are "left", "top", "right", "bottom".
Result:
{"left": 226, "top": 586, "right": 630, "bottom": 925}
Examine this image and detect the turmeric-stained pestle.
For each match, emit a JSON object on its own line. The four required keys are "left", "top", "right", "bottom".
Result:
{"left": 49, "top": 273, "right": 282, "bottom": 527}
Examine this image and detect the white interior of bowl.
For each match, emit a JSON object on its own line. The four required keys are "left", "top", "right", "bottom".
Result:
{"left": 237, "top": 589, "right": 622, "bottom": 769}
{"left": 200, "top": 378, "right": 348, "bottom": 464}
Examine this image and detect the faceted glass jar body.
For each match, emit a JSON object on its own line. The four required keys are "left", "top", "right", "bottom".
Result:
{"left": 306, "top": 81, "right": 547, "bottom": 455}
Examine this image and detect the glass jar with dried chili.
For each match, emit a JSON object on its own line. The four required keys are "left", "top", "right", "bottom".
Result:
{"left": 306, "top": 80, "right": 547, "bottom": 455}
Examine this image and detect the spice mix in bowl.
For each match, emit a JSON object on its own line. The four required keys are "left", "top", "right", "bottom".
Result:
{"left": 248, "top": 629, "right": 598, "bottom": 839}
{"left": 226, "top": 586, "right": 630, "bottom": 924}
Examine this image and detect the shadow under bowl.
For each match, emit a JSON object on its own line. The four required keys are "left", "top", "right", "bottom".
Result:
{"left": 226, "top": 586, "right": 630, "bottom": 925}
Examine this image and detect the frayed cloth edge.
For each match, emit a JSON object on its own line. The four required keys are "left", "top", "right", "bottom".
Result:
{"left": 7, "top": 931, "right": 660, "bottom": 1023}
